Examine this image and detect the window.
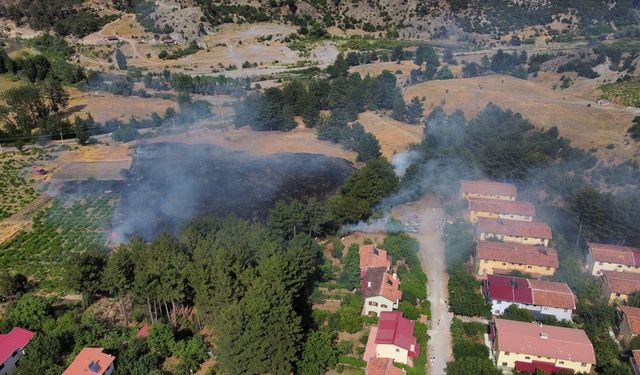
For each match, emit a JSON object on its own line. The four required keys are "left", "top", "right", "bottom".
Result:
{"left": 368, "top": 301, "right": 378, "bottom": 306}
{"left": 618, "top": 264, "right": 623, "bottom": 268}
{"left": 381, "top": 304, "right": 388, "bottom": 308}
{"left": 598, "top": 261, "right": 603, "bottom": 265}
{"left": 484, "top": 259, "right": 489, "bottom": 263}
{"left": 525, "top": 356, "right": 530, "bottom": 360}
{"left": 502, "top": 263, "right": 507, "bottom": 266}
{"left": 12, "top": 350, "right": 18, "bottom": 357}
{"left": 505, "top": 352, "right": 510, "bottom": 356}
{"left": 581, "top": 363, "right": 586, "bottom": 367}
{"left": 524, "top": 238, "right": 528, "bottom": 240}
{"left": 0, "top": 364, "right": 4, "bottom": 370}
{"left": 527, "top": 265, "right": 532, "bottom": 269}
{"left": 396, "top": 348, "right": 400, "bottom": 353}
{"left": 559, "top": 361, "right": 564, "bottom": 364}
{"left": 501, "top": 362, "right": 508, "bottom": 366}
{"left": 616, "top": 293, "right": 621, "bottom": 297}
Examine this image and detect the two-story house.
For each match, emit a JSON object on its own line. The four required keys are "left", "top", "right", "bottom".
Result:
{"left": 63, "top": 348, "right": 115, "bottom": 375}
{"left": 586, "top": 242, "right": 640, "bottom": 276}
{"left": 361, "top": 267, "right": 402, "bottom": 317}
{"left": 474, "top": 240, "right": 559, "bottom": 277}
{"left": 476, "top": 217, "right": 552, "bottom": 247}
{"left": 460, "top": 180, "right": 518, "bottom": 201}
{"left": 0, "top": 328, "right": 34, "bottom": 375}
{"left": 364, "top": 311, "right": 420, "bottom": 366}
{"left": 467, "top": 198, "right": 535, "bottom": 223}
{"left": 602, "top": 271, "right": 640, "bottom": 304}
{"left": 492, "top": 318, "right": 595, "bottom": 374}
{"left": 483, "top": 274, "right": 575, "bottom": 321}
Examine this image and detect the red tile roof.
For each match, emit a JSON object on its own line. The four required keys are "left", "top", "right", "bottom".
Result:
{"left": 136, "top": 323, "right": 149, "bottom": 338}
{"left": 468, "top": 198, "right": 535, "bottom": 218}
{"left": 588, "top": 242, "right": 640, "bottom": 267}
{"left": 494, "top": 318, "right": 595, "bottom": 364}
{"left": 485, "top": 275, "right": 575, "bottom": 309}
{"left": 476, "top": 240, "right": 559, "bottom": 268}
{"left": 0, "top": 327, "right": 34, "bottom": 365}
{"left": 602, "top": 271, "right": 640, "bottom": 295}
{"left": 360, "top": 245, "right": 392, "bottom": 271}
{"left": 63, "top": 348, "right": 115, "bottom": 375}
{"left": 477, "top": 218, "right": 552, "bottom": 240}
{"left": 621, "top": 306, "right": 640, "bottom": 335}
{"left": 375, "top": 311, "right": 419, "bottom": 358}
{"left": 631, "top": 350, "right": 640, "bottom": 373}
{"left": 460, "top": 180, "right": 518, "bottom": 198}
{"left": 362, "top": 268, "right": 402, "bottom": 302}
{"left": 366, "top": 357, "right": 404, "bottom": 375}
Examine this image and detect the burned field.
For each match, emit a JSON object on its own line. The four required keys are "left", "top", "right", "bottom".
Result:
{"left": 113, "top": 142, "right": 354, "bottom": 241}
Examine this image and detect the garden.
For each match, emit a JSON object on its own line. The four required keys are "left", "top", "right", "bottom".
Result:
{"left": 601, "top": 79, "right": 640, "bottom": 107}
{"left": 0, "top": 191, "right": 117, "bottom": 291}
{"left": 0, "top": 148, "right": 51, "bottom": 220}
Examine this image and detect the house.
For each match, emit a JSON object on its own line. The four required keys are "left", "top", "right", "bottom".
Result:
{"left": 483, "top": 274, "right": 575, "bottom": 321}
{"left": 105, "top": 35, "right": 119, "bottom": 42}
{"left": 466, "top": 198, "right": 535, "bottom": 223}
{"left": 618, "top": 306, "right": 640, "bottom": 346}
{"left": 602, "top": 271, "right": 640, "bottom": 304}
{"left": 365, "top": 357, "right": 404, "bottom": 375}
{"left": 475, "top": 240, "right": 559, "bottom": 277}
{"left": 63, "top": 348, "right": 115, "bottom": 375}
{"left": 361, "top": 267, "right": 402, "bottom": 317}
{"left": 630, "top": 350, "right": 640, "bottom": 375}
{"left": 476, "top": 217, "right": 552, "bottom": 246}
{"left": 586, "top": 242, "right": 640, "bottom": 276}
{"left": 360, "top": 244, "right": 392, "bottom": 272}
{"left": 460, "top": 180, "right": 517, "bottom": 201}
{"left": 0, "top": 328, "right": 34, "bottom": 375}
{"left": 136, "top": 323, "right": 149, "bottom": 338}
{"left": 492, "top": 318, "right": 595, "bottom": 374}
{"left": 363, "top": 311, "right": 420, "bottom": 365}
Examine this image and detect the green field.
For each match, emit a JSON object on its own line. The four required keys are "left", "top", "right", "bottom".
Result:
{"left": 601, "top": 79, "right": 640, "bottom": 107}
{"left": 0, "top": 149, "right": 51, "bottom": 219}
{"left": 0, "top": 192, "right": 117, "bottom": 291}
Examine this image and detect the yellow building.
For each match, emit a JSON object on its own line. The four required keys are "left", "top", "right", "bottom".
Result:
{"left": 586, "top": 242, "right": 640, "bottom": 276}
{"left": 618, "top": 306, "right": 640, "bottom": 346}
{"left": 602, "top": 271, "right": 640, "bottom": 304}
{"left": 466, "top": 198, "right": 535, "bottom": 223}
{"left": 493, "top": 319, "right": 595, "bottom": 373}
{"left": 460, "top": 180, "right": 517, "bottom": 201}
{"left": 476, "top": 217, "right": 551, "bottom": 247}
{"left": 475, "top": 240, "right": 558, "bottom": 277}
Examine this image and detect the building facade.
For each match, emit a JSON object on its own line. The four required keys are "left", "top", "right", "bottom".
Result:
{"left": 602, "top": 271, "right": 640, "bottom": 304}
{"left": 361, "top": 267, "right": 402, "bottom": 317}
{"left": 618, "top": 306, "right": 640, "bottom": 346}
{"left": 363, "top": 312, "right": 420, "bottom": 366}
{"left": 476, "top": 218, "right": 552, "bottom": 247}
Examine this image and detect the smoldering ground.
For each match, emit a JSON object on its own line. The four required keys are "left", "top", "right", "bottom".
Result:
{"left": 111, "top": 142, "right": 353, "bottom": 242}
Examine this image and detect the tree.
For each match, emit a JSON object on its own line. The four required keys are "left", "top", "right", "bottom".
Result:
{"left": 355, "top": 132, "right": 382, "bottom": 162}
{"left": 74, "top": 114, "right": 92, "bottom": 145}
{"left": 628, "top": 116, "right": 640, "bottom": 141}
{"left": 298, "top": 330, "right": 338, "bottom": 375}
{"left": 447, "top": 357, "right": 501, "bottom": 375}
{"left": 147, "top": 322, "right": 176, "bottom": 357}
{"left": 0, "top": 270, "right": 27, "bottom": 297}
{"left": 64, "top": 247, "right": 107, "bottom": 309}
{"left": 173, "top": 335, "right": 208, "bottom": 374}
{"left": 102, "top": 246, "right": 135, "bottom": 325}
{"left": 14, "top": 333, "right": 64, "bottom": 375}
{"left": 406, "top": 96, "right": 423, "bottom": 124}
{"left": 115, "top": 49, "right": 128, "bottom": 70}
{"left": 501, "top": 304, "right": 534, "bottom": 322}
{"left": 339, "top": 244, "right": 360, "bottom": 290}
{"left": 327, "top": 53, "right": 349, "bottom": 78}
{"left": 7, "top": 294, "right": 51, "bottom": 331}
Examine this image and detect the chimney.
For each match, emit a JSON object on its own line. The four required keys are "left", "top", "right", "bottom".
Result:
{"left": 367, "top": 281, "right": 372, "bottom": 288}
{"left": 392, "top": 273, "right": 397, "bottom": 279}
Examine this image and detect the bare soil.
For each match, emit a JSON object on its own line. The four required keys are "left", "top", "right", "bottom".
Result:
{"left": 356, "top": 111, "right": 422, "bottom": 158}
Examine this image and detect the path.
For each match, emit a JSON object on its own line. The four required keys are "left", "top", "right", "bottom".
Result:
{"left": 0, "top": 193, "right": 53, "bottom": 245}
{"left": 397, "top": 196, "right": 452, "bottom": 374}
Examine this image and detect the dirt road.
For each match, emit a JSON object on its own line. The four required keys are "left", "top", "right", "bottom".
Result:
{"left": 395, "top": 197, "right": 452, "bottom": 374}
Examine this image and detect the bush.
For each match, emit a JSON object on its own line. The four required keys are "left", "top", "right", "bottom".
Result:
{"left": 111, "top": 127, "right": 140, "bottom": 142}
{"left": 448, "top": 265, "right": 490, "bottom": 318}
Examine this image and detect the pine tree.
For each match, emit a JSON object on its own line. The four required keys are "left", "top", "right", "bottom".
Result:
{"left": 356, "top": 133, "right": 382, "bottom": 162}
{"left": 115, "top": 49, "right": 128, "bottom": 70}
{"left": 298, "top": 330, "right": 338, "bottom": 375}
{"left": 406, "top": 96, "right": 424, "bottom": 124}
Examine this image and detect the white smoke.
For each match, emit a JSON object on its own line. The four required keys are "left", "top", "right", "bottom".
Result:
{"left": 341, "top": 214, "right": 404, "bottom": 234}
{"left": 391, "top": 150, "right": 421, "bottom": 177}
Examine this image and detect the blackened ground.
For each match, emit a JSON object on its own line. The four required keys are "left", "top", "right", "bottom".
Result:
{"left": 113, "top": 143, "right": 353, "bottom": 241}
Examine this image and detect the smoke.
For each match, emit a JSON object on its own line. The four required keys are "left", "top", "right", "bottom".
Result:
{"left": 341, "top": 214, "right": 404, "bottom": 234}
{"left": 111, "top": 142, "right": 353, "bottom": 243}
{"left": 391, "top": 150, "right": 421, "bottom": 177}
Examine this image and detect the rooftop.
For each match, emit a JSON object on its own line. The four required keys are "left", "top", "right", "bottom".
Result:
{"left": 0, "top": 327, "right": 34, "bottom": 365}
{"left": 477, "top": 217, "right": 552, "bottom": 240}
{"left": 375, "top": 311, "right": 419, "bottom": 357}
{"left": 494, "top": 319, "right": 595, "bottom": 364}
{"left": 602, "top": 271, "right": 640, "bottom": 295}
{"left": 468, "top": 198, "right": 535, "bottom": 218}
{"left": 360, "top": 244, "right": 392, "bottom": 271}
{"left": 485, "top": 275, "right": 575, "bottom": 309}
{"left": 366, "top": 357, "right": 404, "bottom": 375}
{"left": 588, "top": 242, "right": 640, "bottom": 267}
{"left": 621, "top": 306, "right": 640, "bottom": 335}
{"left": 476, "top": 240, "right": 559, "bottom": 268}
{"left": 460, "top": 180, "right": 517, "bottom": 198}
{"left": 62, "top": 348, "right": 115, "bottom": 375}
{"left": 362, "top": 267, "right": 402, "bottom": 302}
